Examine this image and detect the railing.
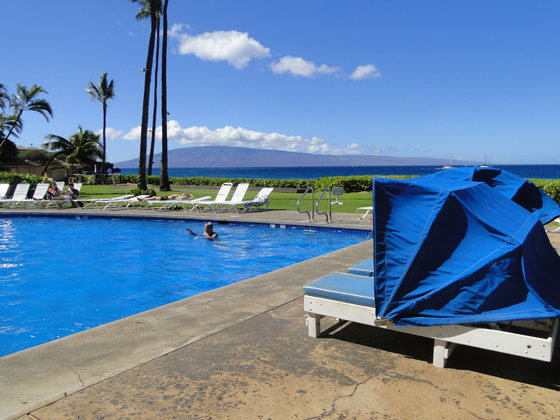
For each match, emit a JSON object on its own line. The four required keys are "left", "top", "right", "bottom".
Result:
{"left": 315, "top": 188, "right": 331, "bottom": 222}
{"left": 297, "top": 187, "right": 332, "bottom": 223}
{"left": 297, "top": 186, "right": 314, "bottom": 221}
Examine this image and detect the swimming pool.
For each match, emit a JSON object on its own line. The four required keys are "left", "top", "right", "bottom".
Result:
{"left": 0, "top": 216, "right": 369, "bottom": 357}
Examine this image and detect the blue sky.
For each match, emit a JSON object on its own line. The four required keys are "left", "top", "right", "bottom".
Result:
{"left": 2, "top": 0, "right": 559, "bottom": 164}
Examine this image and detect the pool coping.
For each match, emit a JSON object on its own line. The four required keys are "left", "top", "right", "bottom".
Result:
{"left": 0, "top": 209, "right": 373, "bottom": 420}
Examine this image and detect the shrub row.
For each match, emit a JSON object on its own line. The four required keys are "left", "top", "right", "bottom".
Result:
{"left": 83, "top": 174, "right": 417, "bottom": 192}
{"left": 66, "top": 173, "right": 560, "bottom": 203}
{"left": 0, "top": 172, "right": 47, "bottom": 189}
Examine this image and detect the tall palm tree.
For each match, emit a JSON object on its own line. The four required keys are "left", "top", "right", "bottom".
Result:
{"left": 159, "top": 0, "right": 170, "bottom": 191}
{"left": 86, "top": 72, "right": 115, "bottom": 173}
{"left": 41, "top": 125, "right": 102, "bottom": 177}
{"left": 0, "top": 83, "right": 53, "bottom": 148}
{"left": 131, "top": 0, "right": 161, "bottom": 190}
{"left": 148, "top": 14, "right": 161, "bottom": 176}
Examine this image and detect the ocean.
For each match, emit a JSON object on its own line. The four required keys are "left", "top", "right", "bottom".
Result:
{"left": 117, "top": 165, "right": 560, "bottom": 180}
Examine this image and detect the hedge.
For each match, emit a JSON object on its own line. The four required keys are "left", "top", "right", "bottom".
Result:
{"left": 79, "top": 173, "right": 560, "bottom": 203}
{"left": 0, "top": 172, "right": 48, "bottom": 189}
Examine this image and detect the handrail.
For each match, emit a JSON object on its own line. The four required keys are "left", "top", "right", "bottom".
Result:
{"left": 297, "top": 186, "right": 314, "bottom": 221}
{"left": 315, "top": 188, "right": 331, "bottom": 222}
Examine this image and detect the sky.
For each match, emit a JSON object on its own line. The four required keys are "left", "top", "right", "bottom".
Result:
{"left": 2, "top": 0, "right": 559, "bottom": 165}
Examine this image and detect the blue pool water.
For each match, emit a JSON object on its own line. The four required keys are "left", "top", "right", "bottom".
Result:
{"left": 0, "top": 216, "right": 369, "bottom": 357}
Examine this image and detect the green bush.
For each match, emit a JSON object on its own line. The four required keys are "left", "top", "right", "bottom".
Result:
{"left": 0, "top": 172, "right": 48, "bottom": 189}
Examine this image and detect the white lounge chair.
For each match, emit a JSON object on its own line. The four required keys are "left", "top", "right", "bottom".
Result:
{"left": 208, "top": 183, "right": 250, "bottom": 213}
{"left": 44, "top": 182, "right": 75, "bottom": 209}
{"left": 304, "top": 273, "right": 560, "bottom": 368}
{"left": 78, "top": 194, "right": 135, "bottom": 208}
{"left": 238, "top": 187, "right": 274, "bottom": 213}
{"left": 190, "top": 183, "right": 234, "bottom": 212}
{"left": 145, "top": 195, "right": 213, "bottom": 211}
{"left": 356, "top": 206, "right": 373, "bottom": 219}
{"left": 16, "top": 183, "right": 50, "bottom": 208}
{"left": 0, "top": 183, "right": 30, "bottom": 208}
{"left": 0, "top": 184, "right": 9, "bottom": 200}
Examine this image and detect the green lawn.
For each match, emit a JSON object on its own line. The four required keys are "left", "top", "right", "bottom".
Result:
{"left": 79, "top": 184, "right": 373, "bottom": 213}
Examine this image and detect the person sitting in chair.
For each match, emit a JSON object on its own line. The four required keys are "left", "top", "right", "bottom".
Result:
{"left": 65, "top": 183, "right": 80, "bottom": 199}
{"left": 47, "top": 182, "right": 62, "bottom": 200}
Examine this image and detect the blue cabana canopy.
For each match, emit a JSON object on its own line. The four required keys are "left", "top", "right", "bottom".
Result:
{"left": 373, "top": 172, "right": 560, "bottom": 327}
{"left": 426, "top": 166, "right": 560, "bottom": 224}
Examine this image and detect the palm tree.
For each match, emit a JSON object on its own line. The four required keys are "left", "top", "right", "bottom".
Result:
{"left": 0, "top": 83, "right": 53, "bottom": 148}
{"left": 41, "top": 125, "right": 102, "bottom": 177}
{"left": 131, "top": 0, "right": 161, "bottom": 190}
{"left": 148, "top": 14, "right": 161, "bottom": 176}
{"left": 159, "top": 0, "right": 170, "bottom": 191}
{"left": 86, "top": 72, "right": 115, "bottom": 173}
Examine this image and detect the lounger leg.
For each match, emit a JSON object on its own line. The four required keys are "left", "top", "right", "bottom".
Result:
{"left": 432, "top": 339, "right": 457, "bottom": 368}
{"left": 306, "top": 314, "right": 323, "bottom": 337}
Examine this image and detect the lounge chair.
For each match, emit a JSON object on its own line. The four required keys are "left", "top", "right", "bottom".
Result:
{"left": 304, "top": 274, "right": 559, "bottom": 368}
{"left": 208, "top": 183, "right": 250, "bottom": 213}
{"left": 144, "top": 195, "right": 213, "bottom": 211}
{"left": 78, "top": 194, "right": 135, "bottom": 208}
{"left": 15, "top": 183, "right": 50, "bottom": 208}
{"left": 233, "top": 187, "right": 274, "bottom": 213}
{"left": 93, "top": 195, "right": 151, "bottom": 210}
{"left": 190, "top": 183, "right": 234, "bottom": 212}
{"left": 356, "top": 206, "right": 373, "bottom": 219}
{"left": 0, "top": 184, "right": 9, "bottom": 200}
{"left": 0, "top": 184, "right": 30, "bottom": 208}
{"left": 244, "top": 187, "right": 273, "bottom": 212}
{"left": 347, "top": 258, "right": 374, "bottom": 277}
{"left": 304, "top": 171, "right": 560, "bottom": 368}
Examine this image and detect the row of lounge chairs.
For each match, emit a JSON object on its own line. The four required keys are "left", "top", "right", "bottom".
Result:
{"left": 0, "top": 182, "right": 273, "bottom": 213}
{"left": 0, "top": 182, "right": 81, "bottom": 208}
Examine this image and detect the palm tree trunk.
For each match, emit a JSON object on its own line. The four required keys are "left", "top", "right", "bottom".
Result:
{"left": 102, "top": 102, "right": 107, "bottom": 173}
{"left": 159, "top": 0, "right": 171, "bottom": 191}
{"left": 41, "top": 151, "right": 65, "bottom": 176}
{"left": 148, "top": 17, "right": 161, "bottom": 176}
{"left": 138, "top": 9, "right": 157, "bottom": 190}
{"left": 1, "top": 108, "right": 23, "bottom": 146}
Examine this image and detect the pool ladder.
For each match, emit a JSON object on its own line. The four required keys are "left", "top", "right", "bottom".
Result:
{"left": 297, "top": 187, "right": 332, "bottom": 223}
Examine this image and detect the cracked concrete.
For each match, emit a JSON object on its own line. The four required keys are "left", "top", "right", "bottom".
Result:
{"left": 17, "top": 298, "right": 560, "bottom": 420}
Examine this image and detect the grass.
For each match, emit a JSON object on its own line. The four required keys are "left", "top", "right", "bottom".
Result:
{"left": 79, "top": 184, "right": 373, "bottom": 213}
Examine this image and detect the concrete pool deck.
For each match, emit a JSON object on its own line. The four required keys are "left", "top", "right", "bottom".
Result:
{"left": 1, "top": 208, "right": 559, "bottom": 419}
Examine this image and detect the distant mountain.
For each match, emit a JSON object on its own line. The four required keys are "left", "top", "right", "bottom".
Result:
{"left": 115, "top": 146, "right": 474, "bottom": 168}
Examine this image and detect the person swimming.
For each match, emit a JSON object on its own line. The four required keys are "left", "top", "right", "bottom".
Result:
{"left": 187, "top": 222, "right": 218, "bottom": 240}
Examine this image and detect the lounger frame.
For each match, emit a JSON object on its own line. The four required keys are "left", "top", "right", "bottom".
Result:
{"left": 304, "top": 295, "right": 559, "bottom": 368}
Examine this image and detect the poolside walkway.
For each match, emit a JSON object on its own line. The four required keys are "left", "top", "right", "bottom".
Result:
{"left": 1, "top": 208, "right": 559, "bottom": 419}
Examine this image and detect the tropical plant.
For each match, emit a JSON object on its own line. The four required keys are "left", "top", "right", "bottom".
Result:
{"left": 86, "top": 72, "right": 115, "bottom": 173}
{"left": 159, "top": 0, "right": 171, "bottom": 191}
{"left": 130, "top": 0, "right": 162, "bottom": 190}
{"left": 41, "top": 125, "right": 102, "bottom": 176}
{"left": 0, "top": 83, "right": 53, "bottom": 148}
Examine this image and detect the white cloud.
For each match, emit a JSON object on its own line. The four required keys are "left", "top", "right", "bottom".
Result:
{"left": 270, "top": 56, "right": 338, "bottom": 77}
{"left": 122, "top": 120, "right": 360, "bottom": 154}
{"left": 123, "top": 126, "right": 141, "bottom": 140}
{"left": 169, "top": 27, "right": 270, "bottom": 69}
{"left": 350, "top": 64, "right": 381, "bottom": 80}
{"left": 96, "top": 127, "right": 123, "bottom": 139}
